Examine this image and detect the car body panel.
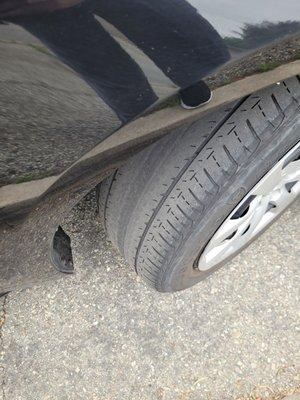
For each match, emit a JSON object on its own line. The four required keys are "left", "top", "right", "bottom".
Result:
{"left": 0, "top": 0, "right": 299, "bottom": 292}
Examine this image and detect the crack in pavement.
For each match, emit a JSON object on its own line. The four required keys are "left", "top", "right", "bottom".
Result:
{"left": 0, "top": 294, "right": 8, "bottom": 400}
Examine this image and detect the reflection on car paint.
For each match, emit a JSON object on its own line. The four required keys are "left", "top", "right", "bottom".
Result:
{"left": 0, "top": 0, "right": 299, "bottom": 292}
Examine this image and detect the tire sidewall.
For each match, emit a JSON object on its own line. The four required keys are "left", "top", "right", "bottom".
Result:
{"left": 160, "top": 111, "right": 300, "bottom": 292}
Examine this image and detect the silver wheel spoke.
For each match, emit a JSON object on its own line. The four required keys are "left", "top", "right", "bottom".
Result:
{"left": 198, "top": 142, "right": 300, "bottom": 272}
{"left": 244, "top": 195, "right": 270, "bottom": 237}
{"left": 282, "top": 159, "right": 300, "bottom": 184}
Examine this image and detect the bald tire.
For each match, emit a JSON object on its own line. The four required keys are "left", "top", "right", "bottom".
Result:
{"left": 98, "top": 77, "right": 300, "bottom": 292}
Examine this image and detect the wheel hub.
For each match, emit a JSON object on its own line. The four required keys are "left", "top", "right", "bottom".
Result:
{"left": 197, "top": 141, "right": 300, "bottom": 272}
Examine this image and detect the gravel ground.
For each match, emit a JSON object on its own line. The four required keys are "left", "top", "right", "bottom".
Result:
{"left": 0, "top": 193, "right": 299, "bottom": 400}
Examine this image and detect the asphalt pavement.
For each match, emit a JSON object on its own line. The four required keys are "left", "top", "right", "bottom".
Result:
{"left": 0, "top": 193, "right": 299, "bottom": 400}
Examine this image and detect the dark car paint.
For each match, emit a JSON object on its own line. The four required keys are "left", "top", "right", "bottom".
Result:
{"left": 0, "top": 0, "right": 299, "bottom": 292}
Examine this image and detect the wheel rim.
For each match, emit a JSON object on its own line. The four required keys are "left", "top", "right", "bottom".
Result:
{"left": 197, "top": 141, "right": 300, "bottom": 272}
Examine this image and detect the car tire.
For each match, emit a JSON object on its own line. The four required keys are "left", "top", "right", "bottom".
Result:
{"left": 98, "top": 76, "right": 300, "bottom": 292}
